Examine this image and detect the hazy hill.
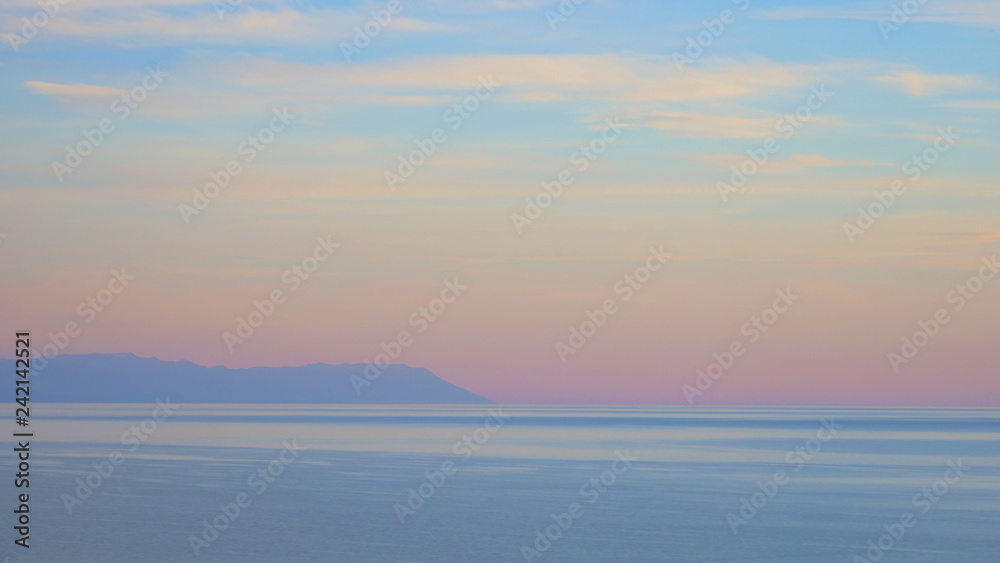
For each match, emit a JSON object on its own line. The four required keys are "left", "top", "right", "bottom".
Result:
{"left": 4, "top": 353, "right": 491, "bottom": 404}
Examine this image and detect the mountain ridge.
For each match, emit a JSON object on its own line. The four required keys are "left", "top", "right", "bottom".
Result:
{"left": 2, "top": 353, "right": 492, "bottom": 404}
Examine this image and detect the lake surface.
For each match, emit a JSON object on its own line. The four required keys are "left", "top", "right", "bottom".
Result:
{"left": 4, "top": 405, "right": 998, "bottom": 562}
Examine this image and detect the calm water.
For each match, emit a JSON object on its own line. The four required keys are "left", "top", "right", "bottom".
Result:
{"left": 4, "top": 405, "right": 998, "bottom": 562}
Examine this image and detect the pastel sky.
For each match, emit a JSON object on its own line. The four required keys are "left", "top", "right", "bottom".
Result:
{"left": 1, "top": 0, "right": 998, "bottom": 405}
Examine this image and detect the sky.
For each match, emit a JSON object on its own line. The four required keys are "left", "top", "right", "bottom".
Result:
{"left": 1, "top": 0, "right": 998, "bottom": 405}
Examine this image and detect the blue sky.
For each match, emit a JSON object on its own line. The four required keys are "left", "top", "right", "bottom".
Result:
{"left": 1, "top": 0, "right": 998, "bottom": 404}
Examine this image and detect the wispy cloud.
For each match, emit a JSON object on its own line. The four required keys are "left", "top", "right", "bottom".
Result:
{"left": 1, "top": 4, "right": 451, "bottom": 45}
{"left": 640, "top": 112, "right": 841, "bottom": 139}
{"left": 670, "top": 152, "right": 893, "bottom": 172}
{"left": 641, "top": 113, "right": 778, "bottom": 139}
{"left": 873, "top": 71, "right": 981, "bottom": 97}
{"left": 24, "top": 81, "right": 128, "bottom": 100}
{"left": 935, "top": 231, "right": 1000, "bottom": 243}
{"left": 419, "top": 0, "right": 554, "bottom": 11}
{"left": 760, "top": 0, "right": 1000, "bottom": 28}
{"left": 943, "top": 99, "right": 1000, "bottom": 110}
{"left": 23, "top": 54, "right": 822, "bottom": 124}
{"left": 216, "top": 54, "right": 820, "bottom": 108}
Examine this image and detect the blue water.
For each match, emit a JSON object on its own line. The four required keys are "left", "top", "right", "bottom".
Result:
{"left": 4, "top": 405, "right": 998, "bottom": 562}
